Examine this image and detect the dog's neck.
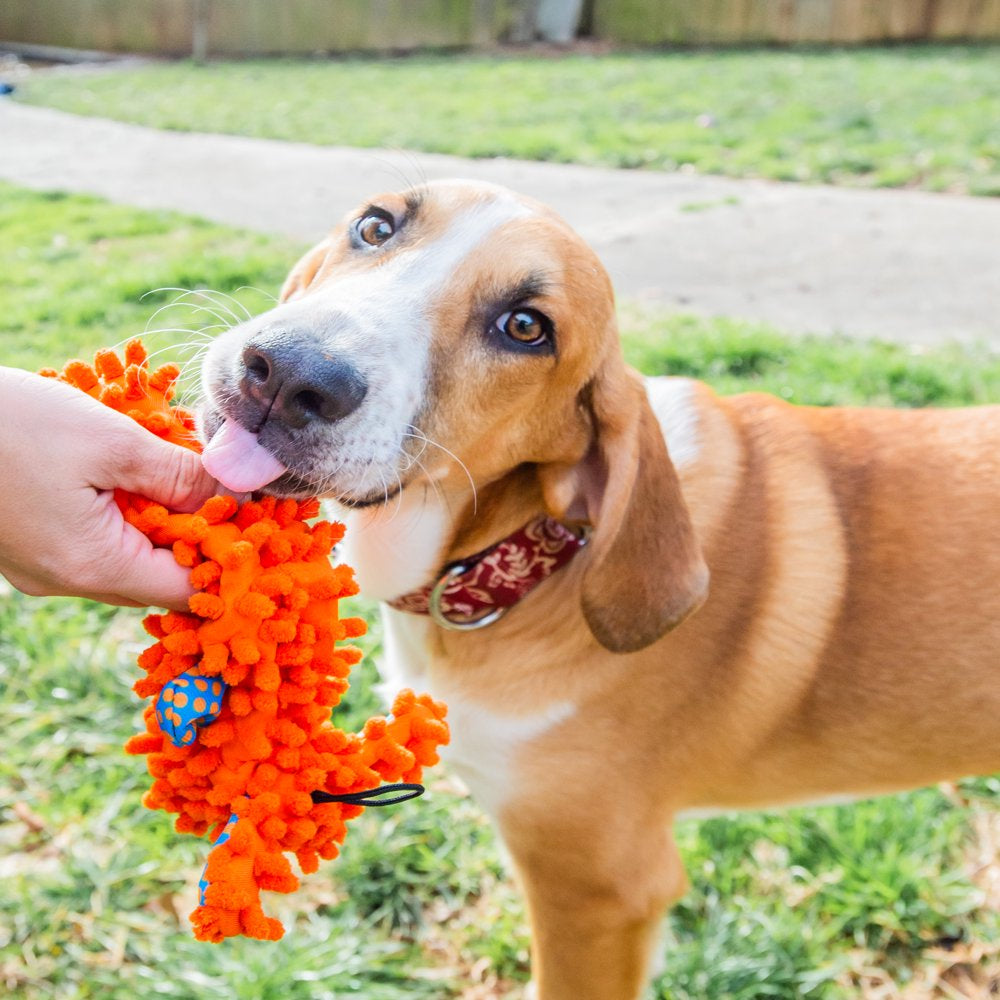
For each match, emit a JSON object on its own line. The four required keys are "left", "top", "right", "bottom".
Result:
{"left": 337, "top": 488, "right": 452, "bottom": 603}
{"left": 337, "top": 464, "right": 548, "bottom": 605}
{"left": 337, "top": 376, "right": 710, "bottom": 607}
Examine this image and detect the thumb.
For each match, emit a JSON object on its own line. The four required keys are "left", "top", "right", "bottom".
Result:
{"left": 107, "top": 520, "right": 200, "bottom": 610}
{"left": 100, "top": 419, "right": 220, "bottom": 513}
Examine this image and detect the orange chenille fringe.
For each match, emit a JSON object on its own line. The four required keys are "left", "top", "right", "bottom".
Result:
{"left": 43, "top": 340, "right": 449, "bottom": 942}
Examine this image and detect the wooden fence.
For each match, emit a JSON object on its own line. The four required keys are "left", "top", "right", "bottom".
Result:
{"left": 592, "top": 0, "right": 1000, "bottom": 46}
{"left": 0, "top": 0, "right": 511, "bottom": 57}
{"left": 0, "top": 0, "right": 997, "bottom": 56}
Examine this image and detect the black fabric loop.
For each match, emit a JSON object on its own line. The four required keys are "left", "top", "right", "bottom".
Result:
{"left": 310, "top": 782, "right": 425, "bottom": 807}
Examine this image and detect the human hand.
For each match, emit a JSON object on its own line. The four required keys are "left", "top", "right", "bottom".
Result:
{"left": 0, "top": 366, "right": 220, "bottom": 609}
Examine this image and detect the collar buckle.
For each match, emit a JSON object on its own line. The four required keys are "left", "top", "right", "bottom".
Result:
{"left": 428, "top": 561, "right": 510, "bottom": 631}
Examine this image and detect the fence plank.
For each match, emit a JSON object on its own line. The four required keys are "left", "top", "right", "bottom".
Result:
{"left": 792, "top": 0, "right": 835, "bottom": 42}
{"left": 1, "top": 0, "right": 998, "bottom": 53}
{"left": 829, "top": 0, "right": 866, "bottom": 42}
{"left": 0, "top": 0, "right": 499, "bottom": 56}
{"left": 0, "top": 0, "right": 194, "bottom": 54}
{"left": 205, "top": 0, "right": 482, "bottom": 54}
{"left": 931, "top": 0, "right": 1000, "bottom": 37}
{"left": 590, "top": 0, "right": 1000, "bottom": 43}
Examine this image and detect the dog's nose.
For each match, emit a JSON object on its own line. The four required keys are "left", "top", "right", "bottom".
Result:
{"left": 240, "top": 340, "right": 368, "bottom": 429}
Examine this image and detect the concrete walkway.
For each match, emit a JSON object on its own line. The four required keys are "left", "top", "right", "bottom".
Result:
{"left": 2, "top": 99, "right": 998, "bottom": 346}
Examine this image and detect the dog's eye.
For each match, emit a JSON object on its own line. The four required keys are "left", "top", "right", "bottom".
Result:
{"left": 355, "top": 211, "right": 395, "bottom": 247}
{"left": 494, "top": 309, "right": 552, "bottom": 348}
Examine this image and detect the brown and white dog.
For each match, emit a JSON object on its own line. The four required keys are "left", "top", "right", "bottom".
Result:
{"left": 200, "top": 179, "right": 1000, "bottom": 999}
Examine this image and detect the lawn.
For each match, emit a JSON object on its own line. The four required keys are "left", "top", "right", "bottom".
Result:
{"left": 0, "top": 184, "right": 298, "bottom": 376}
{"left": 1, "top": 184, "right": 999, "bottom": 999}
{"left": 14, "top": 45, "right": 1000, "bottom": 195}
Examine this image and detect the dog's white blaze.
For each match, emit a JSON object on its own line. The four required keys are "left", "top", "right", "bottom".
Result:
{"left": 645, "top": 377, "right": 701, "bottom": 471}
{"left": 413, "top": 185, "right": 534, "bottom": 293}
{"left": 287, "top": 191, "right": 533, "bottom": 496}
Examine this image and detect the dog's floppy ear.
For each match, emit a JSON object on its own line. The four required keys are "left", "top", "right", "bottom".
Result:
{"left": 542, "top": 363, "right": 708, "bottom": 653}
{"left": 279, "top": 239, "right": 332, "bottom": 303}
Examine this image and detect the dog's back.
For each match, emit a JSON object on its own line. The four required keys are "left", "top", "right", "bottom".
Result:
{"left": 653, "top": 382, "right": 1000, "bottom": 812}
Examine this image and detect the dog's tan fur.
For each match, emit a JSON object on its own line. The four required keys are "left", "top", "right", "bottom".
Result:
{"left": 203, "top": 180, "right": 1000, "bottom": 999}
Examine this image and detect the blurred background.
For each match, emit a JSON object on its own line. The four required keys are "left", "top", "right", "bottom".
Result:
{"left": 1, "top": 3, "right": 999, "bottom": 999}
{"left": 2, "top": 0, "right": 1000, "bottom": 56}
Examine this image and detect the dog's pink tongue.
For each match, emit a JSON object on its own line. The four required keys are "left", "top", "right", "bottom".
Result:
{"left": 201, "top": 420, "right": 287, "bottom": 493}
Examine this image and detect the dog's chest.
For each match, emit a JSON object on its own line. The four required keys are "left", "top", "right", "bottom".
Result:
{"left": 330, "top": 376, "right": 712, "bottom": 817}
{"left": 337, "top": 495, "right": 575, "bottom": 815}
{"left": 379, "top": 608, "right": 575, "bottom": 817}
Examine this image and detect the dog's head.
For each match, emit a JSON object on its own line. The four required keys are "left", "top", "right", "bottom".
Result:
{"left": 201, "top": 179, "right": 706, "bottom": 651}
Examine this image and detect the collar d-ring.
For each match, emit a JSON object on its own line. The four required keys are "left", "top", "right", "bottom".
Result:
{"left": 428, "top": 562, "right": 509, "bottom": 631}
{"left": 392, "top": 516, "right": 590, "bottom": 631}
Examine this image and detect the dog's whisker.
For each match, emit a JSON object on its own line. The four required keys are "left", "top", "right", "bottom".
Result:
{"left": 308, "top": 457, "right": 353, "bottom": 503}
{"left": 142, "top": 287, "right": 249, "bottom": 335}
{"left": 375, "top": 465, "right": 409, "bottom": 526}
{"left": 402, "top": 450, "right": 449, "bottom": 512}
{"left": 141, "top": 334, "right": 219, "bottom": 362}
{"left": 175, "top": 301, "right": 241, "bottom": 331}
{"left": 232, "top": 285, "right": 279, "bottom": 309}
{"left": 141, "top": 341, "right": 213, "bottom": 388}
{"left": 196, "top": 287, "right": 258, "bottom": 322}
{"left": 141, "top": 296, "right": 202, "bottom": 336}
{"left": 152, "top": 287, "right": 248, "bottom": 328}
{"left": 140, "top": 288, "right": 235, "bottom": 334}
{"left": 376, "top": 469, "right": 394, "bottom": 519}
{"left": 173, "top": 361, "right": 211, "bottom": 408}
{"left": 371, "top": 150, "right": 430, "bottom": 194}
{"left": 399, "top": 431, "right": 431, "bottom": 471}
{"left": 403, "top": 425, "right": 477, "bottom": 515}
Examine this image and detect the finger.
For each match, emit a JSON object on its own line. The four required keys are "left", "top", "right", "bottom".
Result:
{"left": 99, "top": 421, "right": 220, "bottom": 513}
{"left": 86, "top": 510, "right": 199, "bottom": 610}
{"left": 80, "top": 592, "right": 147, "bottom": 609}
{"left": 112, "top": 543, "right": 198, "bottom": 611}
{"left": 0, "top": 566, "right": 145, "bottom": 608}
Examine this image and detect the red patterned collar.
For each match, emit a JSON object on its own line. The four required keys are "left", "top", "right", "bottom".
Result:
{"left": 387, "top": 516, "right": 589, "bottom": 630}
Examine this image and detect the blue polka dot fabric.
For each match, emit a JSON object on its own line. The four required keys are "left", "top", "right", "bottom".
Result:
{"left": 198, "top": 812, "right": 239, "bottom": 906}
{"left": 155, "top": 672, "right": 227, "bottom": 747}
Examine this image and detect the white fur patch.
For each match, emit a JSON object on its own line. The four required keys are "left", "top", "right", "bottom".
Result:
{"left": 376, "top": 607, "right": 577, "bottom": 816}
{"left": 377, "top": 607, "right": 434, "bottom": 693}
{"left": 339, "top": 488, "right": 450, "bottom": 602}
{"left": 644, "top": 377, "right": 701, "bottom": 471}
{"left": 439, "top": 694, "right": 577, "bottom": 817}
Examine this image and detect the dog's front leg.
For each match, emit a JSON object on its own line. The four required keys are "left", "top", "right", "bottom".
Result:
{"left": 500, "top": 810, "right": 687, "bottom": 1000}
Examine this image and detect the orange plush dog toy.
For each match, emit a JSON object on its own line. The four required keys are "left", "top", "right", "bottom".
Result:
{"left": 43, "top": 341, "right": 449, "bottom": 942}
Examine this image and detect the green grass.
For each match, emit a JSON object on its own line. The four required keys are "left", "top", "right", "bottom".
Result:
{"left": 0, "top": 183, "right": 299, "bottom": 376}
{"left": 620, "top": 306, "right": 1000, "bottom": 408}
{"left": 15, "top": 45, "right": 1000, "bottom": 195}
{"left": 1, "top": 185, "right": 999, "bottom": 999}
